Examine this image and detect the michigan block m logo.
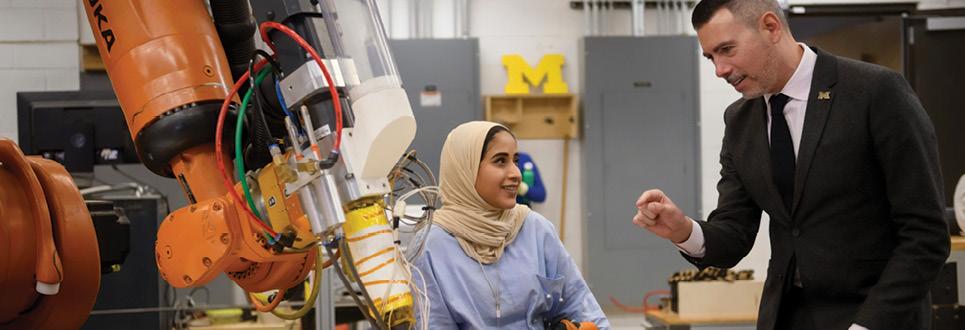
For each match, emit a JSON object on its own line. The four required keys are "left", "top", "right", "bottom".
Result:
{"left": 502, "top": 54, "right": 569, "bottom": 94}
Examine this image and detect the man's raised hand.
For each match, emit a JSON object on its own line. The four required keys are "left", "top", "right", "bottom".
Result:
{"left": 633, "top": 189, "right": 692, "bottom": 243}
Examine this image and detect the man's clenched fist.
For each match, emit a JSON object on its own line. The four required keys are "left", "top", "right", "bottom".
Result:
{"left": 633, "top": 189, "right": 692, "bottom": 243}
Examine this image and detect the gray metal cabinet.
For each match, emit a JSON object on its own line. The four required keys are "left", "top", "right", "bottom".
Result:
{"left": 582, "top": 36, "right": 701, "bottom": 305}
{"left": 390, "top": 39, "right": 481, "bottom": 176}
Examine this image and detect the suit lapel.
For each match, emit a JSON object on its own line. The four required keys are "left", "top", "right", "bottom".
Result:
{"left": 791, "top": 48, "right": 839, "bottom": 214}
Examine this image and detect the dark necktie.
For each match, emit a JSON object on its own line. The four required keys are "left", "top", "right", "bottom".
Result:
{"left": 769, "top": 93, "right": 795, "bottom": 211}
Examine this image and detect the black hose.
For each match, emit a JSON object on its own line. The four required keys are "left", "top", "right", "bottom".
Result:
{"left": 210, "top": 0, "right": 257, "bottom": 83}
{"left": 325, "top": 241, "right": 388, "bottom": 329}
{"left": 244, "top": 50, "right": 280, "bottom": 168}
{"left": 339, "top": 238, "right": 391, "bottom": 329}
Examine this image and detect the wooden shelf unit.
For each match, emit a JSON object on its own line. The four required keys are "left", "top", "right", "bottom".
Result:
{"left": 484, "top": 94, "right": 579, "bottom": 139}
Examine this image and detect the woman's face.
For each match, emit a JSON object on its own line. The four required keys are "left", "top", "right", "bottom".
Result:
{"left": 475, "top": 131, "right": 521, "bottom": 209}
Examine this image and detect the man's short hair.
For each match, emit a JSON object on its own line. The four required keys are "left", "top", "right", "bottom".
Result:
{"left": 691, "top": 0, "right": 788, "bottom": 31}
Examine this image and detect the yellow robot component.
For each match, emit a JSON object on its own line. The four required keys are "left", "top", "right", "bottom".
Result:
{"left": 256, "top": 161, "right": 317, "bottom": 250}
{"left": 344, "top": 199, "right": 414, "bottom": 327}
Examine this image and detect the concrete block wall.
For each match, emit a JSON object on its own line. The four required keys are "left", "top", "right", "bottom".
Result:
{"left": 0, "top": 0, "right": 80, "bottom": 144}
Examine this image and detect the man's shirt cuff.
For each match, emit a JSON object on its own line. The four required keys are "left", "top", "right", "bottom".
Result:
{"left": 673, "top": 217, "right": 706, "bottom": 258}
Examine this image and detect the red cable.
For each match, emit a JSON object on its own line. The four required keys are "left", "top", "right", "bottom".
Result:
{"left": 609, "top": 295, "right": 647, "bottom": 313}
{"left": 258, "top": 21, "right": 343, "bottom": 152}
{"left": 609, "top": 290, "right": 671, "bottom": 313}
{"left": 215, "top": 58, "right": 278, "bottom": 236}
{"left": 642, "top": 290, "right": 671, "bottom": 311}
{"left": 221, "top": 21, "right": 345, "bottom": 236}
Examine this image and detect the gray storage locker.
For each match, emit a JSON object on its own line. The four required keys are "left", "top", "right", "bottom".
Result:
{"left": 582, "top": 36, "right": 702, "bottom": 306}
{"left": 390, "top": 38, "right": 481, "bottom": 176}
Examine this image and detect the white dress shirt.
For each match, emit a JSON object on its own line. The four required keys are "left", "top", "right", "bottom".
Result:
{"left": 672, "top": 44, "right": 872, "bottom": 330}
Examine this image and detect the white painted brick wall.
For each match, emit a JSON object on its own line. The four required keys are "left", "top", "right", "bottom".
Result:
{"left": 0, "top": 0, "right": 81, "bottom": 145}
{"left": 46, "top": 68, "right": 81, "bottom": 90}
{"left": 0, "top": 45, "right": 12, "bottom": 66}
{"left": 78, "top": 3, "right": 95, "bottom": 45}
{"left": 0, "top": 65, "right": 80, "bottom": 144}
{"left": 0, "top": 41, "right": 80, "bottom": 134}
{"left": 0, "top": 43, "right": 80, "bottom": 69}
{"left": 0, "top": 8, "right": 77, "bottom": 42}
{"left": 44, "top": 7, "right": 79, "bottom": 41}
{"left": 0, "top": 9, "right": 46, "bottom": 41}
{"left": 0, "top": 69, "right": 47, "bottom": 142}
{"left": 0, "top": 0, "right": 75, "bottom": 9}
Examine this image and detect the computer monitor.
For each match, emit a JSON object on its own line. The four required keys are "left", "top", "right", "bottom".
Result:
{"left": 17, "top": 91, "right": 139, "bottom": 174}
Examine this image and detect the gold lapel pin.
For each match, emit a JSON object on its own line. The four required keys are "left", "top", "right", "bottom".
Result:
{"left": 818, "top": 91, "right": 831, "bottom": 100}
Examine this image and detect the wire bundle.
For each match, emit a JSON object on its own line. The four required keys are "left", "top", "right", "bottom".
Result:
{"left": 387, "top": 151, "right": 439, "bottom": 260}
{"left": 385, "top": 152, "right": 438, "bottom": 329}
{"left": 210, "top": 20, "right": 347, "bottom": 317}
{"left": 214, "top": 20, "right": 346, "bottom": 243}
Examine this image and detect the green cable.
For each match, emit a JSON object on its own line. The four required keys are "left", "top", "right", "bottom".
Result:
{"left": 235, "top": 66, "right": 274, "bottom": 242}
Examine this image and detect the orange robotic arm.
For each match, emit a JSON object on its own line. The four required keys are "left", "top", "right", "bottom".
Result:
{"left": 7, "top": 0, "right": 423, "bottom": 328}
{"left": 75, "top": 0, "right": 422, "bottom": 328}
{"left": 80, "top": 0, "right": 317, "bottom": 294}
{"left": 0, "top": 140, "right": 100, "bottom": 329}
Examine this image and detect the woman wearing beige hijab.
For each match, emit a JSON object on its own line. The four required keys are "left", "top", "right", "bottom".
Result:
{"left": 413, "top": 121, "right": 608, "bottom": 329}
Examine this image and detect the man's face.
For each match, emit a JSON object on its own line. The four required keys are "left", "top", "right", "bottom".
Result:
{"left": 697, "top": 9, "right": 779, "bottom": 99}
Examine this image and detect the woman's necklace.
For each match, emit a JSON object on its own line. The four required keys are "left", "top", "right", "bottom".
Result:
{"left": 475, "top": 257, "right": 501, "bottom": 325}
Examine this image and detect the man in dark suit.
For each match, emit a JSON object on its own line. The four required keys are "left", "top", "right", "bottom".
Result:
{"left": 632, "top": 0, "right": 950, "bottom": 329}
